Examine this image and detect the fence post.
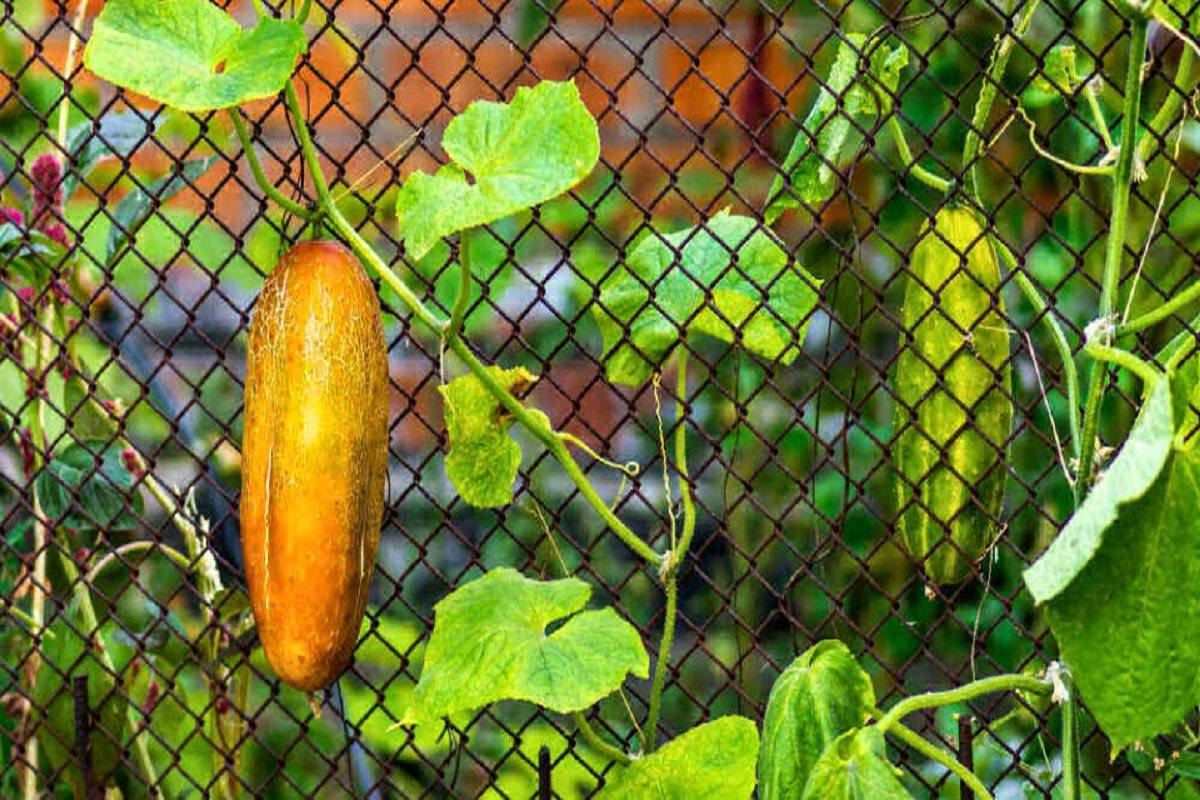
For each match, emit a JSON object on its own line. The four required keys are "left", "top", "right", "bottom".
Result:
{"left": 73, "top": 674, "right": 100, "bottom": 800}
{"left": 958, "top": 715, "right": 976, "bottom": 800}
{"left": 538, "top": 745, "right": 552, "bottom": 800}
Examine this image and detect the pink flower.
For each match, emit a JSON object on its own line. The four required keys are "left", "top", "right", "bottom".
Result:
{"left": 30, "top": 153, "right": 63, "bottom": 212}
{"left": 40, "top": 221, "right": 69, "bottom": 248}
{"left": 0, "top": 206, "right": 23, "bottom": 227}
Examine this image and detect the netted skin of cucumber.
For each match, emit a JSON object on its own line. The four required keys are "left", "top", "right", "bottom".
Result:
{"left": 892, "top": 208, "right": 1013, "bottom": 585}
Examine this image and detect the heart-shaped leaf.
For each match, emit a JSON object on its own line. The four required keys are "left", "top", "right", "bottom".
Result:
{"left": 395, "top": 80, "right": 599, "bottom": 260}
{"left": 595, "top": 716, "right": 759, "bottom": 799}
{"left": 759, "top": 641, "right": 875, "bottom": 800}
{"left": 83, "top": 0, "right": 307, "bottom": 112}
{"left": 595, "top": 210, "right": 821, "bottom": 387}
{"left": 403, "top": 568, "right": 648, "bottom": 724}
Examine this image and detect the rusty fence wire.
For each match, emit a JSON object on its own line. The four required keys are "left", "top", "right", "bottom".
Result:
{"left": 1, "top": 0, "right": 1198, "bottom": 796}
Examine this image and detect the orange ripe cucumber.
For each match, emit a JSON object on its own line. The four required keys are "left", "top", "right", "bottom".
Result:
{"left": 240, "top": 241, "right": 389, "bottom": 691}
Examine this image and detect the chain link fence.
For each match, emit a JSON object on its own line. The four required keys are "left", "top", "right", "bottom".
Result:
{"left": 1, "top": 0, "right": 1197, "bottom": 796}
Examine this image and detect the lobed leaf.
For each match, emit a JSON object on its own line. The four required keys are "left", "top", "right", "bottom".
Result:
{"left": 595, "top": 716, "right": 759, "bottom": 799}
{"left": 395, "top": 80, "right": 600, "bottom": 260}
{"left": 403, "top": 568, "right": 648, "bottom": 724}
{"left": 83, "top": 0, "right": 307, "bottom": 112}
{"left": 595, "top": 210, "right": 821, "bottom": 387}
{"left": 438, "top": 366, "right": 537, "bottom": 508}
{"left": 758, "top": 640, "right": 875, "bottom": 800}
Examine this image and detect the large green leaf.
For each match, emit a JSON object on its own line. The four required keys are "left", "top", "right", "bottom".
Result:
{"left": 83, "top": 0, "right": 306, "bottom": 112}
{"left": 438, "top": 366, "right": 541, "bottom": 508}
{"left": 759, "top": 641, "right": 874, "bottom": 800}
{"left": 765, "top": 36, "right": 908, "bottom": 223}
{"left": 403, "top": 568, "right": 648, "bottom": 724}
{"left": 595, "top": 210, "right": 821, "bottom": 387}
{"left": 595, "top": 716, "right": 759, "bottom": 799}
{"left": 35, "top": 441, "right": 144, "bottom": 533}
{"left": 801, "top": 728, "right": 913, "bottom": 799}
{"left": 1024, "top": 380, "right": 1174, "bottom": 603}
{"left": 1027, "top": 378, "right": 1200, "bottom": 747}
{"left": 395, "top": 80, "right": 599, "bottom": 260}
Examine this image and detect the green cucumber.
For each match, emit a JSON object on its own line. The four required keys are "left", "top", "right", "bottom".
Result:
{"left": 892, "top": 207, "right": 1012, "bottom": 584}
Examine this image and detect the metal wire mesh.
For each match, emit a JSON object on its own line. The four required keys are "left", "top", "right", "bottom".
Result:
{"left": 1, "top": 0, "right": 1198, "bottom": 796}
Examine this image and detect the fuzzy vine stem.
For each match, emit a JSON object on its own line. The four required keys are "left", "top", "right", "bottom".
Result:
{"left": 1061, "top": 670, "right": 1082, "bottom": 800}
{"left": 85, "top": 540, "right": 193, "bottom": 583}
{"left": 1136, "top": 44, "right": 1197, "bottom": 167}
{"left": 1077, "top": 9, "right": 1151, "bottom": 492}
{"left": 876, "top": 674, "right": 1052, "bottom": 732}
{"left": 1120, "top": 275, "right": 1200, "bottom": 336}
{"left": 279, "top": 79, "right": 662, "bottom": 568}
{"left": 878, "top": 712, "right": 993, "bottom": 800}
{"left": 642, "top": 350, "right": 694, "bottom": 752}
{"left": 1083, "top": 342, "right": 1162, "bottom": 387}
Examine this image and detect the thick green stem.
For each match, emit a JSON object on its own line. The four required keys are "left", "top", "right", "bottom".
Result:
{"left": 642, "top": 579, "right": 676, "bottom": 753}
{"left": 1061, "top": 671, "right": 1081, "bottom": 800}
{"left": 281, "top": 79, "right": 662, "bottom": 568}
{"left": 229, "top": 109, "right": 315, "bottom": 221}
{"left": 876, "top": 674, "right": 1052, "bottom": 732}
{"left": 962, "top": 0, "right": 1044, "bottom": 197}
{"left": 886, "top": 115, "right": 954, "bottom": 193}
{"left": 1136, "top": 45, "right": 1197, "bottom": 166}
{"left": 1084, "top": 342, "right": 1162, "bottom": 386}
{"left": 1120, "top": 275, "right": 1200, "bottom": 336}
{"left": 1077, "top": 12, "right": 1150, "bottom": 492}
{"left": 880, "top": 713, "right": 993, "bottom": 800}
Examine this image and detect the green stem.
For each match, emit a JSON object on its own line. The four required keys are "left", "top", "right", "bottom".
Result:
{"left": 886, "top": 115, "right": 953, "bottom": 193}
{"left": 962, "top": 0, "right": 1044, "bottom": 197}
{"left": 644, "top": 351, "right": 695, "bottom": 752}
{"left": 447, "top": 231, "right": 471, "bottom": 344}
{"left": 1083, "top": 342, "right": 1162, "bottom": 387}
{"left": 1084, "top": 81, "right": 1116, "bottom": 152}
{"left": 54, "top": 548, "right": 163, "bottom": 796}
{"left": 229, "top": 109, "right": 315, "bottom": 221}
{"left": 1077, "top": 12, "right": 1150, "bottom": 492}
{"left": 879, "top": 714, "right": 993, "bottom": 800}
{"left": 281, "top": 79, "right": 662, "bottom": 568}
{"left": 85, "top": 540, "right": 193, "bottom": 583}
{"left": 642, "top": 579, "right": 676, "bottom": 753}
{"left": 1061, "top": 671, "right": 1082, "bottom": 800}
{"left": 296, "top": 0, "right": 314, "bottom": 23}
{"left": 572, "top": 712, "right": 633, "bottom": 765}
{"left": 876, "top": 674, "right": 1051, "bottom": 732}
{"left": 1136, "top": 45, "right": 1197, "bottom": 166}
{"left": 1120, "top": 275, "right": 1200, "bottom": 336}
{"left": 1005, "top": 258, "right": 1083, "bottom": 462}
